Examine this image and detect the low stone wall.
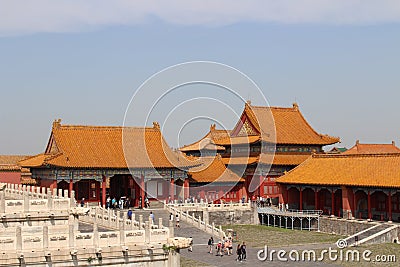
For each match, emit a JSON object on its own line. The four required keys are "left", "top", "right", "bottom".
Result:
{"left": 0, "top": 244, "right": 179, "bottom": 267}
{"left": 366, "top": 226, "right": 399, "bottom": 245}
{"left": 319, "top": 217, "right": 380, "bottom": 236}
{"left": 209, "top": 209, "right": 255, "bottom": 225}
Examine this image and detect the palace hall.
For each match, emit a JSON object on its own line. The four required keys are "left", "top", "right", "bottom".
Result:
{"left": 180, "top": 101, "right": 339, "bottom": 202}
{"left": 19, "top": 120, "right": 194, "bottom": 206}
{"left": 277, "top": 141, "right": 400, "bottom": 222}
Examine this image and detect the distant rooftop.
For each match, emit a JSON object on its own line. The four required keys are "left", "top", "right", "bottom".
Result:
{"left": 342, "top": 140, "right": 400, "bottom": 155}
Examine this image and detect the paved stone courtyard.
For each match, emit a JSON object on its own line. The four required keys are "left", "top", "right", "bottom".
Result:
{"left": 134, "top": 208, "right": 339, "bottom": 267}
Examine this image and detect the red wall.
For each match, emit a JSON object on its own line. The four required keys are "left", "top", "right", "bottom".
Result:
{"left": 0, "top": 172, "right": 21, "bottom": 184}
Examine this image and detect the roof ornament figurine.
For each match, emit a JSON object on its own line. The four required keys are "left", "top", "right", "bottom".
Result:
{"left": 153, "top": 122, "right": 160, "bottom": 130}
{"left": 52, "top": 119, "right": 62, "bottom": 130}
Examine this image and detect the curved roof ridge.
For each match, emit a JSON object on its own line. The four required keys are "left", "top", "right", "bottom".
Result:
{"left": 313, "top": 152, "right": 400, "bottom": 159}
{"left": 58, "top": 125, "right": 157, "bottom": 131}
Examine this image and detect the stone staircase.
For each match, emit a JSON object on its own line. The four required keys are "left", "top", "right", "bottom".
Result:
{"left": 344, "top": 223, "right": 399, "bottom": 246}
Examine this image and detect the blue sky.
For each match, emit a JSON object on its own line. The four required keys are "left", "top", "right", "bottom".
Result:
{"left": 1, "top": 1, "right": 400, "bottom": 154}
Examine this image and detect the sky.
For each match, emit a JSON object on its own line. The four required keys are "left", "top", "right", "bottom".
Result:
{"left": 1, "top": 1, "right": 400, "bottom": 154}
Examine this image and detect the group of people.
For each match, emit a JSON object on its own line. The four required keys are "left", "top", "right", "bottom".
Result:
{"left": 106, "top": 196, "right": 132, "bottom": 209}
{"left": 278, "top": 202, "right": 289, "bottom": 212}
{"left": 105, "top": 196, "right": 150, "bottom": 209}
{"left": 255, "top": 196, "right": 272, "bottom": 207}
{"left": 207, "top": 237, "right": 246, "bottom": 261}
{"left": 169, "top": 213, "right": 180, "bottom": 228}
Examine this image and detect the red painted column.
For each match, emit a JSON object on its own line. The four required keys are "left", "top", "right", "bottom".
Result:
{"left": 286, "top": 187, "right": 289, "bottom": 205}
{"left": 102, "top": 176, "right": 107, "bottom": 207}
{"left": 314, "top": 189, "right": 318, "bottom": 210}
{"left": 353, "top": 189, "right": 356, "bottom": 219}
{"left": 184, "top": 179, "right": 189, "bottom": 200}
{"left": 69, "top": 179, "right": 74, "bottom": 198}
{"left": 299, "top": 187, "right": 303, "bottom": 211}
{"left": 331, "top": 190, "right": 335, "bottom": 216}
{"left": 169, "top": 178, "right": 175, "bottom": 201}
{"left": 388, "top": 191, "right": 392, "bottom": 222}
{"left": 238, "top": 186, "right": 243, "bottom": 202}
{"left": 367, "top": 191, "right": 372, "bottom": 220}
{"left": 259, "top": 176, "right": 264, "bottom": 197}
{"left": 140, "top": 174, "right": 145, "bottom": 206}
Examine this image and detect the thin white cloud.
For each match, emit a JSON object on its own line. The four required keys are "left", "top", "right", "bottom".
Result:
{"left": 1, "top": 0, "right": 400, "bottom": 36}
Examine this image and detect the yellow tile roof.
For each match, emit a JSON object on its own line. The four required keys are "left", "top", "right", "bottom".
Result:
{"left": 21, "top": 120, "right": 194, "bottom": 169}
{"left": 0, "top": 155, "right": 30, "bottom": 171}
{"left": 277, "top": 153, "right": 400, "bottom": 188}
{"left": 181, "top": 103, "right": 340, "bottom": 153}
{"left": 235, "top": 103, "right": 340, "bottom": 145}
{"left": 180, "top": 125, "right": 229, "bottom": 152}
{"left": 18, "top": 154, "right": 49, "bottom": 168}
{"left": 261, "top": 154, "right": 311, "bottom": 166}
{"left": 343, "top": 141, "right": 400, "bottom": 155}
{"left": 180, "top": 138, "right": 225, "bottom": 152}
{"left": 189, "top": 156, "right": 244, "bottom": 183}
{"left": 213, "top": 136, "right": 261, "bottom": 146}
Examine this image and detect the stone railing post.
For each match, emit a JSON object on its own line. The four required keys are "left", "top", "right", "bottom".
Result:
{"left": 43, "top": 226, "right": 49, "bottom": 250}
{"left": 139, "top": 215, "right": 143, "bottom": 230}
{"left": 47, "top": 189, "right": 53, "bottom": 210}
{"left": 69, "top": 221, "right": 75, "bottom": 248}
{"left": 70, "top": 191, "right": 75, "bottom": 207}
{"left": 16, "top": 226, "right": 22, "bottom": 251}
{"left": 145, "top": 221, "right": 150, "bottom": 244}
{"left": 0, "top": 187, "right": 5, "bottom": 213}
{"left": 120, "top": 215, "right": 126, "bottom": 245}
{"left": 63, "top": 190, "right": 68, "bottom": 199}
{"left": 198, "top": 215, "right": 201, "bottom": 228}
{"left": 204, "top": 210, "right": 209, "bottom": 226}
{"left": 168, "top": 220, "right": 174, "bottom": 238}
{"left": 158, "top": 218, "right": 163, "bottom": 229}
{"left": 93, "top": 220, "right": 99, "bottom": 247}
{"left": 107, "top": 208, "right": 111, "bottom": 228}
{"left": 23, "top": 190, "right": 29, "bottom": 213}
{"left": 116, "top": 211, "right": 121, "bottom": 229}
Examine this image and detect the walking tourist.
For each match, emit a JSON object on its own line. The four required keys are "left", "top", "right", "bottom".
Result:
{"left": 236, "top": 243, "right": 242, "bottom": 261}
{"left": 80, "top": 198, "right": 85, "bottom": 207}
{"left": 216, "top": 242, "right": 223, "bottom": 257}
{"left": 106, "top": 196, "right": 111, "bottom": 208}
{"left": 224, "top": 238, "right": 229, "bottom": 255}
{"left": 127, "top": 209, "right": 132, "bottom": 220}
{"left": 119, "top": 197, "right": 124, "bottom": 209}
{"left": 112, "top": 197, "right": 117, "bottom": 209}
{"left": 175, "top": 214, "right": 180, "bottom": 228}
{"left": 227, "top": 237, "right": 233, "bottom": 255}
{"left": 207, "top": 237, "right": 214, "bottom": 254}
{"left": 241, "top": 242, "right": 247, "bottom": 261}
{"left": 169, "top": 213, "right": 174, "bottom": 222}
{"left": 188, "top": 237, "right": 193, "bottom": 252}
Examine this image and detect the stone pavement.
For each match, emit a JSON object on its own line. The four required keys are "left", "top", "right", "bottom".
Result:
{"left": 131, "top": 208, "right": 340, "bottom": 266}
